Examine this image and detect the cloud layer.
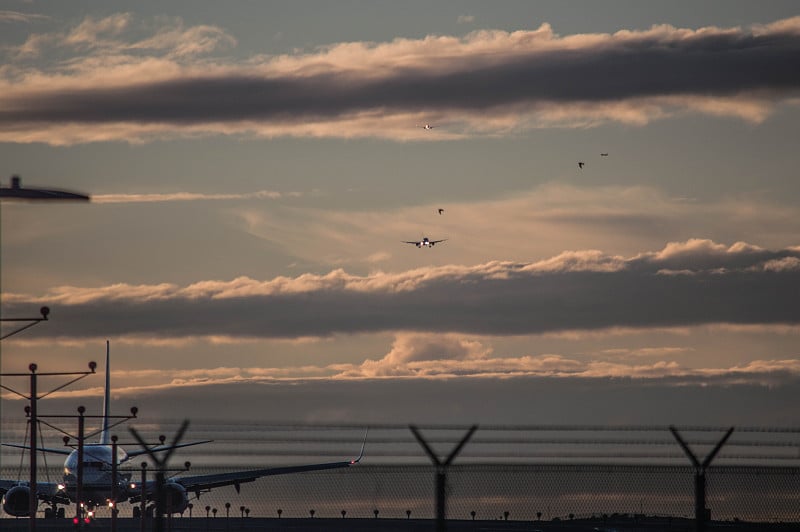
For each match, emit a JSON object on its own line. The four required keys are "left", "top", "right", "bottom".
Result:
{"left": 2, "top": 15, "right": 800, "bottom": 144}
{"left": 3, "top": 240, "right": 799, "bottom": 341}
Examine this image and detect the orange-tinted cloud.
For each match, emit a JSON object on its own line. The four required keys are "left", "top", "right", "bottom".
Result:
{"left": 3, "top": 240, "right": 799, "bottom": 341}
{"left": 2, "top": 15, "right": 799, "bottom": 144}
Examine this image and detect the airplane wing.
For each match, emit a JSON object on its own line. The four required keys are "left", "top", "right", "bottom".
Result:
{"left": 402, "top": 241, "right": 420, "bottom": 244}
{"left": 125, "top": 439, "right": 212, "bottom": 459}
{"left": 175, "top": 459, "right": 357, "bottom": 495}
{"left": 1, "top": 443, "right": 72, "bottom": 456}
{"left": 129, "top": 429, "right": 369, "bottom": 503}
{"left": 431, "top": 239, "right": 447, "bottom": 244}
{"left": 155, "top": 430, "right": 366, "bottom": 497}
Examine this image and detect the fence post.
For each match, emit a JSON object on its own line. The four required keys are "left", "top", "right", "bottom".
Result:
{"left": 410, "top": 425, "right": 477, "bottom": 532}
{"left": 670, "top": 426, "right": 734, "bottom": 532}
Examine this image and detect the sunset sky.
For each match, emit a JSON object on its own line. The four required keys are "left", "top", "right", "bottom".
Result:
{"left": 2, "top": 1, "right": 800, "bottom": 429}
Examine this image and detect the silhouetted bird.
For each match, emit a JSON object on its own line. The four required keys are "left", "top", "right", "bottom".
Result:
{"left": 438, "top": 208, "right": 444, "bottom": 215}
{"left": 600, "top": 153, "right": 608, "bottom": 156}
{"left": 578, "top": 162, "right": 584, "bottom": 169}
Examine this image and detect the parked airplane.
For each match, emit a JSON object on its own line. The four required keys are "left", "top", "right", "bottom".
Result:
{"left": 403, "top": 237, "right": 446, "bottom": 248}
{"left": 0, "top": 347, "right": 364, "bottom": 520}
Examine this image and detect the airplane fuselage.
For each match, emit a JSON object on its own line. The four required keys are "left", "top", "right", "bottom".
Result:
{"left": 62, "top": 445, "right": 134, "bottom": 508}
{"left": 411, "top": 238, "right": 440, "bottom": 247}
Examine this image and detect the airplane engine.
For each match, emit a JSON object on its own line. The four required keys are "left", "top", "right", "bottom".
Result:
{"left": 2, "top": 485, "right": 32, "bottom": 517}
{"left": 159, "top": 482, "right": 189, "bottom": 514}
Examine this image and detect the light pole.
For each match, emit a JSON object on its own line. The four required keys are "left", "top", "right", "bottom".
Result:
{"left": 129, "top": 421, "right": 192, "bottom": 532}
{"left": 76, "top": 406, "right": 85, "bottom": 528}
{"left": 140, "top": 463, "right": 147, "bottom": 532}
{"left": 0, "top": 361, "right": 97, "bottom": 532}
{"left": 41, "top": 407, "right": 138, "bottom": 531}
{"left": 0, "top": 306, "right": 49, "bottom": 340}
{"left": 111, "top": 436, "right": 119, "bottom": 532}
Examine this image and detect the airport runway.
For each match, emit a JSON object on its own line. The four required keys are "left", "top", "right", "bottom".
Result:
{"left": 1, "top": 517, "right": 797, "bottom": 532}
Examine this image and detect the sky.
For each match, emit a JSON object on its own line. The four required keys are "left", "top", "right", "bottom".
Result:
{"left": 2, "top": 1, "right": 800, "bottom": 432}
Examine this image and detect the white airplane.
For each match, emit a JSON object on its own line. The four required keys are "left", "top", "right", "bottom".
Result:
{"left": 403, "top": 237, "right": 446, "bottom": 248}
{"left": 419, "top": 124, "right": 436, "bottom": 130}
{"left": 1, "top": 348, "right": 365, "bottom": 520}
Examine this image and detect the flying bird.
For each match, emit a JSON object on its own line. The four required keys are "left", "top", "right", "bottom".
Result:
{"left": 600, "top": 153, "right": 609, "bottom": 156}
{"left": 578, "top": 162, "right": 584, "bottom": 169}
{"left": 438, "top": 208, "right": 444, "bottom": 215}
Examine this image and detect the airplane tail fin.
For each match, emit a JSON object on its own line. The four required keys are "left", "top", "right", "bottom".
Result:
{"left": 100, "top": 340, "right": 111, "bottom": 445}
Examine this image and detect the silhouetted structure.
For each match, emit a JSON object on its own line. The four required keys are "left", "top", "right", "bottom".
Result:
{"left": 670, "top": 425, "right": 734, "bottom": 532}
{"left": 0, "top": 175, "right": 89, "bottom": 201}
{"left": 411, "top": 425, "right": 477, "bottom": 532}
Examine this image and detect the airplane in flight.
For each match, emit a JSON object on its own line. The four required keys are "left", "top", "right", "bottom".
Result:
{"left": 418, "top": 124, "right": 436, "bottom": 130}
{"left": 403, "top": 237, "right": 446, "bottom": 248}
{"left": 0, "top": 348, "right": 365, "bottom": 520}
{"left": 0, "top": 175, "right": 90, "bottom": 201}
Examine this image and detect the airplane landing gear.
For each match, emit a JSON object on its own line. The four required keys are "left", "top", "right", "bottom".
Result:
{"left": 43, "top": 505, "right": 65, "bottom": 519}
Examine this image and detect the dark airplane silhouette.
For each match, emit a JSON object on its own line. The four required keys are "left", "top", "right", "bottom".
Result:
{"left": 403, "top": 237, "right": 446, "bottom": 248}
{"left": 0, "top": 175, "right": 90, "bottom": 201}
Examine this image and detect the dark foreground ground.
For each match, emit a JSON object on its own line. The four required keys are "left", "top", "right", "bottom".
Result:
{"left": 2, "top": 517, "right": 798, "bottom": 532}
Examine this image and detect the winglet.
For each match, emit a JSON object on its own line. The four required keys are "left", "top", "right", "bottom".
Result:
{"left": 351, "top": 428, "right": 368, "bottom": 464}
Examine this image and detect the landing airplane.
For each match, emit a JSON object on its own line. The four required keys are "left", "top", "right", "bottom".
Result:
{"left": 419, "top": 124, "right": 435, "bottom": 130}
{"left": 403, "top": 237, "right": 446, "bottom": 248}
{"left": 0, "top": 347, "right": 365, "bottom": 520}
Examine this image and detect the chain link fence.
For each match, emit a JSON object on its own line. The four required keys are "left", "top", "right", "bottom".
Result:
{"left": 2, "top": 421, "right": 799, "bottom": 524}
